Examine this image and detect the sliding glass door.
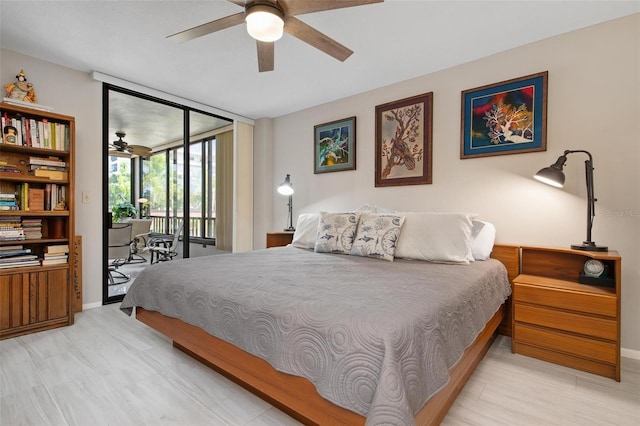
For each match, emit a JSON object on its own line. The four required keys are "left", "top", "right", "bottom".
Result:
{"left": 103, "top": 85, "right": 232, "bottom": 304}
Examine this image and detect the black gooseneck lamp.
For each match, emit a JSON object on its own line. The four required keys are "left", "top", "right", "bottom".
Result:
{"left": 534, "top": 150, "right": 607, "bottom": 252}
{"left": 277, "top": 174, "right": 295, "bottom": 232}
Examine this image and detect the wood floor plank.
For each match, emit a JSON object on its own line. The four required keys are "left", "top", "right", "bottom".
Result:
{"left": 0, "top": 305, "right": 638, "bottom": 426}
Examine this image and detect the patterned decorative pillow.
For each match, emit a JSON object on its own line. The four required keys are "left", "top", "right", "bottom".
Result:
{"left": 314, "top": 212, "right": 361, "bottom": 254}
{"left": 350, "top": 213, "right": 405, "bottom": 261}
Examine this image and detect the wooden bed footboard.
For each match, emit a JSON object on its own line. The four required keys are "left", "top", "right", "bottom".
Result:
{"left": 134, "top": 244, "right": 519, "bottom": 425}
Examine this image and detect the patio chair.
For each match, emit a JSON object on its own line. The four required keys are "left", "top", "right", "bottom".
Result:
{"left": 107, "top": 223, "right": 132, "bottom": 285}
{"left": 145, "top": 221, "right": 184, "bottom": 264}
{"left": 125, "top": 218, "right": 152, "bottom": 264}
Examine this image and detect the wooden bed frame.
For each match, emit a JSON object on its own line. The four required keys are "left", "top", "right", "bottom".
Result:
{"left": 135, "top": 244, "right": 520, "bottom": 426}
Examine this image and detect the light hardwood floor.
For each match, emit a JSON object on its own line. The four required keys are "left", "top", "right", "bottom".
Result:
{"left": 1, "top": 304, "right": 638, "bottom": 425}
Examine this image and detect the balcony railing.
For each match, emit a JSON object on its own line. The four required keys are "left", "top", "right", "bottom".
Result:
{"left": 146, "top": 214, "right": 216, "bottom": 245}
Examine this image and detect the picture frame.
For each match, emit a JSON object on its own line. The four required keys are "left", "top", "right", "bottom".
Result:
{"left": 460, "top": 71, "right": 548, "bottom": 159}
{"left": 314, "top": 116, "right": 356, "bottom": 174}
{"left": 375, "top": 92, "right": 433, "bottom": 187}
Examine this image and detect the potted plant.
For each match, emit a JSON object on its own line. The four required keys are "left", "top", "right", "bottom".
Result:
{"left": 112, "top": 201, "right": 137, "bottom": 223}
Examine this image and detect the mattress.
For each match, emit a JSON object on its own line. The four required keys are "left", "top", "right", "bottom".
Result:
{"left": 121, "top": 246, "right": 511, "bottom": 425}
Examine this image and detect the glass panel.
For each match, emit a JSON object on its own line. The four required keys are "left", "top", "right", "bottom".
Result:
{"left": 189, "top": 142, "right": 203, "bottom": 238}
{"left": 188, "top": 110, "right": 223, "bottom": 256}
{"left": 141, "top": 152, "right": 167, "bottom": 233}
{"left": 169, "top": 147, "right": 184, "bottom": 235}
{"left": 108, "top": 155, "right": 132, "bottom": 222}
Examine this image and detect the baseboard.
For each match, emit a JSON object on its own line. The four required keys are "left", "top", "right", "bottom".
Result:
{"left": 82, "top": 301, "right": 102, "bottom": 310}
{"left": 621, "top": 347, "right": 640, "bottom": 360}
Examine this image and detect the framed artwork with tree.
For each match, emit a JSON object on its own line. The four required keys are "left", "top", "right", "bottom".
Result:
{"left": 375, "top": 92, "right": 433, "bottom": 187}
{"left": 460, "top": 71, "right": 548, "bottom": 159}
{"left": 314, "top": 116, "right": 356, "bottom": 173}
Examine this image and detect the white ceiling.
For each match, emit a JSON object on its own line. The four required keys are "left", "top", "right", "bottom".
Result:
{"left": 1, "top": 1, "right": 638, "bottom": 141}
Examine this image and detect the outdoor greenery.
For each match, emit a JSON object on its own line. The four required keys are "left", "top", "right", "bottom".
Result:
{"left": 108, "top": 140, "right": 215, "bottom": 236}
{"left": 111, "top": 200, "right": 137, "bottom": 223}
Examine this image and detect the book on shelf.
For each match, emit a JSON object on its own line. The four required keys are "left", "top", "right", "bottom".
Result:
{"left": 28, "top": 156, "right": 66, "bottom": 167}
{"left": 0, "top": 229, "right": 25, "bottom": 235}
{"left": 0, "top": 260, "right": 41, "bottom": 269}
{"left": 0, "top": 244, "right": 24, "bottom": 251}
{"left": 32, "top": 169, "right": 68, "bottom": 180}
{"left": 28, "top": 188, "right": 45, "bottom": 210}
{"left": 41, "top": 257, "right": 68, "bottom": 266}
{"left": 43, "top": 253, "right": 67, "bottom": 260}
{"left": 0, "top": 215, "right": 21, "bottom": 223}
{"left": 0, "top": 248, "right": 32, "bottom": 258}
{"left": 45, "top": 244, "right": 69, "bottom": 254}
{"left": 0, "top": 254, "right": 39, "bottom": 265}
{"left": 0, "top": 163, "right": 21, "bottom": 174}
{"left": 29, "top": 164, "right": 66, "bottom": 172}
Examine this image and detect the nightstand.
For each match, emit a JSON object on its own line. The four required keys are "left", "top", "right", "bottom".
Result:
{"left": 266, "top": 231, "right": 294, "bottom": 248}
{"left": 512, "top": 246, "right": 621, "bottom": 381}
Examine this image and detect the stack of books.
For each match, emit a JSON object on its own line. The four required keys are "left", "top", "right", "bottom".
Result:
{"left": 0, "top": 245, "right": 39, "bottom": 269}
{"left": 28, "top": 156, "right": 68, "bottom": 180}
{"left": 0, "top": 192, "right": 18, "bottom": 211}
{"left": 22, "top": 218, "right": 43, "bottom": 240}
{"left": 0, "top": 161, "right": 21, "bottom": 177}
{"left": 0, "top": 215, "right": 25, "bottom": 241}
{"left": 42, "top": 244, "right": 69, "bottom": 266}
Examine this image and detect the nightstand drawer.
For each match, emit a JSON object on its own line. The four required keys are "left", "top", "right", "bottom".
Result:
{"left": 514, "top": 283, "right": 616, "bottom": 317}
{"left": 514, "top": 323, "right": 617, "bottom": 364}
{"left": 514, "top": 303, "right": 617, "bottom": 341}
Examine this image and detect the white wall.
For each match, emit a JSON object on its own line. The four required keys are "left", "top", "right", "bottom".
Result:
{"left": 266, "top": 14, "right": 640, "bottom": 353}
{"left": 1, "top": 50, "right": 104, "bottom": 307}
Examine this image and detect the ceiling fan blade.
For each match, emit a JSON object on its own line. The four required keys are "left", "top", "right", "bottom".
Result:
{"left": 284, "top": 17, "right": 353, "bottom": 62}
{"left": 280, "top": 0, "right": 383, "bottom": 16}
{"left": 129, "top": 145, "right": 152, "bottom": 156}
{"left": 167, "top": 12, "right": 245, "bottom": 43}
{"left": 109, "top": 147, "right": 131, "bottom": 158}
{"left": 257, "top": 41, "right": 275, "bottom": 72}
{"left": 227, "top": 0, "right": 246, "bottom": 6}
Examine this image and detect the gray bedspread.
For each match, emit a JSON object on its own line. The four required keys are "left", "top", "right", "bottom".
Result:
{"left": 121, "top": 246, "right": 510, "bottom": 425}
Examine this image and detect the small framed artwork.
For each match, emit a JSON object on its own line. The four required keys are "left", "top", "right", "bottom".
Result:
{"left": 314, "top": 116, "right": 356, "bottom": 174}
{"left": 375, "top": 92, "right": 433, "bottom": 187}
{"left": 460, "top": 71, "right": 548, "bottom": 159}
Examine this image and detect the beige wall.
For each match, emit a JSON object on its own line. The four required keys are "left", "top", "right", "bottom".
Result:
{"left": 265, "top": 14, "right": 640, "bottom": 353}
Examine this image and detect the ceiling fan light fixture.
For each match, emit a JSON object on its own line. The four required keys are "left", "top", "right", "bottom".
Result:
{"left": 245, "top": 3, "right": 284, "bottom": 42}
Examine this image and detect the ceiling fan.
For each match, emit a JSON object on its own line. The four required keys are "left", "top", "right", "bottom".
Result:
{"left": 167, "top": 0, "right": 384, "bottom": 72}
{"left": 110, "top": 131, "right": 152, "bottom": 158}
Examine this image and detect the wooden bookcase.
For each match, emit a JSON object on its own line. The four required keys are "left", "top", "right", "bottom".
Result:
{"left": 0, "top": 103, "right": 75, "bottom": 339}
{"left": 512, "top": 246, "right": 621, "bottom": 381}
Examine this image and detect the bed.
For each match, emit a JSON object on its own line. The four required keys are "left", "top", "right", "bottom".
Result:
{"left": 121, "top": 213, "right": 519, "bottom": 426}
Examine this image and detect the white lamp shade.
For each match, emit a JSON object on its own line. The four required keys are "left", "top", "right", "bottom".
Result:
{"left": 277, "top": 174, "right": 294, "bottom": 195}
{"left": 277, "top": 185, "right": 294, "bottom": 196}
{"left": 246, "top": 5, "right": 284, "bottom": 42}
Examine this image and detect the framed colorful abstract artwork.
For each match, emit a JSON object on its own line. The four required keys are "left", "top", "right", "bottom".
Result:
{"left": 314, "top": 116, "right": 356, "bottom": 173}
{"left": 460, "top": 71, "right": 548, "bottom": 159}
{"left": 375, "top": 92, "right": 433, "bottom": 187}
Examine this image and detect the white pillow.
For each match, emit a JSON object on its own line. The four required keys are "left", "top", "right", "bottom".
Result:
{"left": 350, "top": 213, "right": 405, "bottom": 261}
{"left": 314, "top": 212, "right": 361, "bottom": 255}
{"left": 395, "top": 212, "right": 477, "bottom": 264}
{"left": 470, "top": 220, "right": 496, "bottom": 260}
{"left": 352, "top": 204, "right": 374, "bottom": 212}
{"left": 291, "top": 213, "right": 320, "bottom": 249}
{"left": 374, "top": 205, "right": 398, "bottom": 213}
